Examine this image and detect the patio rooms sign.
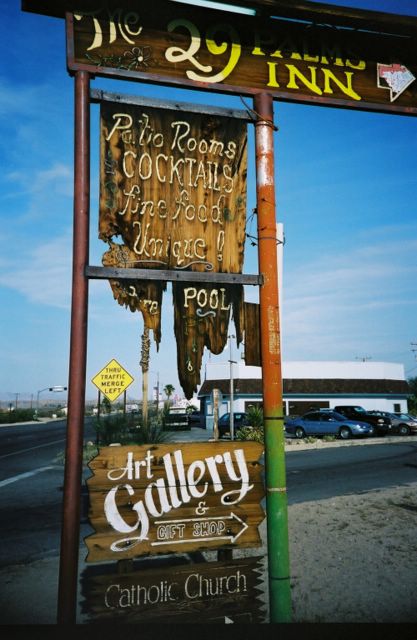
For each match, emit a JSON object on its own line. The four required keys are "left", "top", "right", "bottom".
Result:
{"left": 99, "top": 102, "right": 247, "bottom": 272}
{"left": 85, "top": 442, "right": 265, "bottom": 563}
{"left": 66, "top": 0, "right": 417, "bottom": 115}
{"left": 99, "top": 101, "right": 247, "bottom": 398}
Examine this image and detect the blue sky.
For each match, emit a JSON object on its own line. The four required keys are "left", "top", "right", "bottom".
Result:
{"left": 1, "top": 0, "right": 417, "bottom": 406}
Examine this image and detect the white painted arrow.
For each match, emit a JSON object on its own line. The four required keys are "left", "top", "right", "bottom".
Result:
{"left": 151, "top": 512, "right": 249, "bottom": 546}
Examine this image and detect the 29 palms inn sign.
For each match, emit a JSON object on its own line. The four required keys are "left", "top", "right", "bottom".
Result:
{"left": 64, "top": 1, "right": 417, "bottom": 114}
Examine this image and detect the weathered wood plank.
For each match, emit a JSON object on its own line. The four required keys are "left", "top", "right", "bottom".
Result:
{"left": 85, "top": 265, "right": 261, "bottom": 285}
{"left": 90, "top": 88, "right": 253, "bottom": 120}
{"left": 244, "top": 302, "right": 261, "bottom": 367}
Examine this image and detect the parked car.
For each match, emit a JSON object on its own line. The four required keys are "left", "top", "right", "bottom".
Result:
{"left": 333, "top": 405, "right": 391, "bottom": 436}
{"left": 394, "top": 412, "right": 417, "bottom": 424}
{"left": 187, "top": 410, "right": 205, "bottom": 428}
{"left": 368, "top": 411, "right": 417, "bottom": 436}
{"left": 285, "top": 410, "right": 374, "bottom": 440}
{"left": 218, "top": 412, "right": 250, "bottom": 439}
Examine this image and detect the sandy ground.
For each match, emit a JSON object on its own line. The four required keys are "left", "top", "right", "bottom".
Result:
{"left": 287, "top": 481, "right": 417, "bottom": 623}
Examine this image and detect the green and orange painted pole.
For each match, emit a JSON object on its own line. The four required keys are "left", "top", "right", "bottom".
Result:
{"left": 254, "top": 92, "right": 291, "bottom": 623}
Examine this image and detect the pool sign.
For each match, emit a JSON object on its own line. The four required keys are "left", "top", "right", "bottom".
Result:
{"left": 85, "top": 442, "right": 265, "bottom": 563}
{"left": 92, "top": 358, "right": 134, "bottom": 402}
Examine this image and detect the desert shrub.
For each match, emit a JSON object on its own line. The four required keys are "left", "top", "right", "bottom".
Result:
{"left": 236, "top": 425, "right": 264, "bottom": 444}
{"left": 94, "top": 412, "right": 167, "bottom": 446}
{"left": 55, "top": 415, "right": 166, "bottom": 467}
{"left": 0, "top": 408, "right": 36, "bottom": 424}
{"left": 246, "top": 406, "right": 264, "bottom": 429}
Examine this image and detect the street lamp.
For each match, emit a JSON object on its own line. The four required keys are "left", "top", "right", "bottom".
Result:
{"left": 36, "top": 385, "right": 67, "bottom": 416}
{"left": 149, "top": 370, "right": 160, "bottom": 410}
{"left": 228, "top": 334, "right": 236, "bottom": 440}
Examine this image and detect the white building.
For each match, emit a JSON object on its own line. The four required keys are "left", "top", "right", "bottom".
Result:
{"left": 198, "top": 360, "right": 410, "bottom": 430}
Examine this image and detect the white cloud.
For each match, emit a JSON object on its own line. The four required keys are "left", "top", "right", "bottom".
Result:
{"left": 5, "top": 162, "right": 73, "bottom": 198}
{"left": 281, "top": 230, "right": 417, "bottom": 361}
{"left": 0, "top": 230, "right": 73, "bottom": 309}
{"left": 0, "top": 82, "right": 42, "bottom": 117}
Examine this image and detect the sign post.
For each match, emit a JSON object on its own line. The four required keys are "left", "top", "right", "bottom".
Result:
{"left": 91, "top": 359, "right": 134, "bottom": 403}
{"left": 57, "top": 69, "right": 90, "bottom": 625}
{"left": 254, "top": 92, "right": 291, "bottom": 622}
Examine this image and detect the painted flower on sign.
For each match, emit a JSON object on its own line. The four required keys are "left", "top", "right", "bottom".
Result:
{"left": 123, "top": 46, "right": 153, "bottom": 70}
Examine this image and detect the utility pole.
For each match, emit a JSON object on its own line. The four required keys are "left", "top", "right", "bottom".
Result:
{"left": 156, "top": 371, "right": 160, "bottom": 410}
{"left": 228, "top": 334, "right": 236, "bottom": 440}
{"left": 411, "top": 343, "right": 417, "bottom": 360}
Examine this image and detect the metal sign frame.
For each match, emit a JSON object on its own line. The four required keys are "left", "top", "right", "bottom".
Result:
{"left": 21, "top": 0, "right": 417, "bottom": 627}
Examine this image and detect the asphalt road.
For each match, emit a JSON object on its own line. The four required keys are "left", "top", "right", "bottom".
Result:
{"left": 1, "top": 421, "right": 417, "bottom": 569}
{"left": 285, "top": 439, "right": 417, "bottom": 504}
{"left": 0, "top": 418, "right": 96, "bottom": 569}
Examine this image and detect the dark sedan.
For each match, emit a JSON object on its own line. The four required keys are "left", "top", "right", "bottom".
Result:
{"left": 285, "top": 410, "right": 374, "bottom": 440}
{"left": 369, "top": 411, "right": 417, "bottom": 436}
{"left": 218, "top": 412, "right": 250, "bottom": 438}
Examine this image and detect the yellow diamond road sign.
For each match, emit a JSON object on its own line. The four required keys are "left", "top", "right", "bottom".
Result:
{"left": 92, "top": 359, "right": 134, "bottom": 402}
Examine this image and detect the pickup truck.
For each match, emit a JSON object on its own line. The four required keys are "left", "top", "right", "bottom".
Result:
{"left": 333, "top": 405, "right": 391, "bottom": 436}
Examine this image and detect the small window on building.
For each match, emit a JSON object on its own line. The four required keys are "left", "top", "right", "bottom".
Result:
{"left": 393, "top": 403, "right": 401, "bottom": 413}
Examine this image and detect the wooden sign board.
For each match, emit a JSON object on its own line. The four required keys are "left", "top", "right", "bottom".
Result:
{"left": 85, "top": 442, "right": 265, "bottom": 563}
{"left": 99, "top": 99, "right": 247, "bottom": 397}
{"left": 173, "top": 282, "right": 243, "bottom": 399}
{"left": 65, "top": 1, "right": 417, "bottom": 116}
{"left": 99, "top": 100, "right": 247, "bottom": 272}
{"left": 91, "top": 358, "right": 134, "bottom": 402}
{"left": 243, "top": 302, "right": 261, "bottom": 367}
{"left": 81, "top": 556, "right": 266, "bottom": 623}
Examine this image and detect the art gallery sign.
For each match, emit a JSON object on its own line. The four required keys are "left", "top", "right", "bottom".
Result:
{"left": 85, "top": 442, "right": 265, "bottom": 562}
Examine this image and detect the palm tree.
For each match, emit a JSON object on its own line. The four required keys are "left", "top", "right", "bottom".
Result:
{"left": 164, "top": 384, "right": 175, "bottom": 404}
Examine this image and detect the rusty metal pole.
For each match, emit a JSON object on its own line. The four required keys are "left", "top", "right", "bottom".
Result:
{"left": 57, "top": 70, "right": 90, "bottom": 624}
{"left": 254, "top": 92, "right": 291, "bottom": 623}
